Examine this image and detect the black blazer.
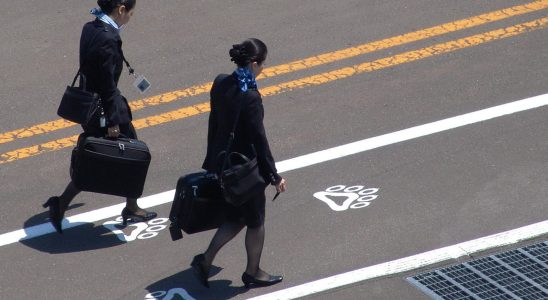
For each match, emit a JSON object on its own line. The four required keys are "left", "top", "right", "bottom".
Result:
{"left": 79, "top": 19, "right": 132, "bottom": 126}
{"left": 202, "top": 74, "right": 282, "bottom": 185}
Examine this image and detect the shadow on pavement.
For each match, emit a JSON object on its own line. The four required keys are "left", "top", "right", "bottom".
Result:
{"left": 20, "top": 203, "right": 126, "bottom": 253}
{"left": 146, "top": 266, "right": 248, "bottom": 300}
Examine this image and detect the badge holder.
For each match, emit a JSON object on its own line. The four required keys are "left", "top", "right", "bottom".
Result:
{"left": 123, "top": 56, "right": 151, "bottom": 94}
{"left": 133, "top": 74, "right": 151, "bottom": 94}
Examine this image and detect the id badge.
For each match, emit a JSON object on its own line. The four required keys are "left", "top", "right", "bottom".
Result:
{"left": 133, "top": 74, "right": 151, "bottom": 94}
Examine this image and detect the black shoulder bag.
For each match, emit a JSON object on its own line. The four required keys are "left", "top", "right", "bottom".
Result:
{"left": 57, "top": 71, "right": 103, "bottom": 126}
{"left": 218, "top": 94, "right": 267, "bottom": 206}
{"left": 57, "top": 28, "right": 105, "bottom": 126}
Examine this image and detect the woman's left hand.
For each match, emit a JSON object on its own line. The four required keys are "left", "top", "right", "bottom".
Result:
{"left": 276, "top": 178, "right": 287, "bottom": 193}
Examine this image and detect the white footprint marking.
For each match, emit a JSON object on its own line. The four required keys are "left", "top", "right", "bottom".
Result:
{"left": 314, "top": 185, "right": 379, "bottom": 211}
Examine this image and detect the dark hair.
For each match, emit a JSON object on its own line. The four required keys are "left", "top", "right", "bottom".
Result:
{"left": 229, "top": 38, "right": 268, "bottom": 67}
{"left": 98, "top": 0, "right": 136, "bottom": 14}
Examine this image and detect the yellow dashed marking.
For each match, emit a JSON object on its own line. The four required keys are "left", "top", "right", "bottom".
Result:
{"left": 1, "top": 0, "right": 547, "bottom": 145}
{"left": 2, "top": 17, "right": 546, "bottom": 164}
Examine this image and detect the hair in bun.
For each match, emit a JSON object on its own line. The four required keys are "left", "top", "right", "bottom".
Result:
{"left": 97, "top": 0, "right": 136, "bottom": 14}
{"left": 229, "top": 38, "right": 268, "bottom": 67}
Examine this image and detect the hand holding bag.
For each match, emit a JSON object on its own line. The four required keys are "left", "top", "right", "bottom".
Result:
{"left": 218, "top": 96, "right": 266, "bottom": 207}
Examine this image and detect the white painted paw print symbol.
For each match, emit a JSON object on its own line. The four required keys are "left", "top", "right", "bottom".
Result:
{"left": 103, "top": 217, "right": 169, "bottom": 242}
{"left": 313, "top": 185, "right": 379, "bottom": 211}
{"left": 145, "top": 289, "right": 196, "bottom": 300}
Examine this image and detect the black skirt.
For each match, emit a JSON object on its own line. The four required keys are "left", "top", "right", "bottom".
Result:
{"left": 224, "top": 185, "right": 267, "bottom": 228}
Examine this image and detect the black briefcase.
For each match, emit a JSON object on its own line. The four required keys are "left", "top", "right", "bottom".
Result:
{"left": 169, "top": 172, "right": 225, "bottom": 241}
{"left": 70, "top": 135, "right": 151, "bottom": 198}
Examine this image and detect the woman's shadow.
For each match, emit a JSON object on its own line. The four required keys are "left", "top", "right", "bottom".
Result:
{"left": 20, "top": 203, "right": 126, "bottom": 254}
{"left": 146, "top": 266, "right": 248, "bottom": 300}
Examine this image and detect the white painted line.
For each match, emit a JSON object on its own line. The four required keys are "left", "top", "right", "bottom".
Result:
{"left": 1, "top": 93, "right": 547, "bottom": 247}
{"left": 248, "top": 220, "right": 548, "bottom": 300}
{"left": 276, "top": 93, "right": 548, "bottom": 173}
{"left": 0, "top": 190, "right": 174, "bottom": 247}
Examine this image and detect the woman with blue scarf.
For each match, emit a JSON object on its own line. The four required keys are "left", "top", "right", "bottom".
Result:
{"left": 195, "top": 38, "right": 287, "bottom": 288}
{"left": 43, "top": 0, "right": 156, "bottom": 234}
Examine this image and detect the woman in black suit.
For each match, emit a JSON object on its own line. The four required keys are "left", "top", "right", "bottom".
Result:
{"left": 192, "top": 38, "right": 287, "bottom": 288}
{"left": 43, "top": 0, "right": 156, "bottom": 234}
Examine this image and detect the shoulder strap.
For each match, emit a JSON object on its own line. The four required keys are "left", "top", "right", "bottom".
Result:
{"left": 219, "top": 88, "right": 245, "bottom": 173}
{"left": 80, "top": 24, "right": 106, "bottom": 69}
{"left": 71, "top": 24, "right": 105, "bottom": 88}
{"left": 226, "top": 92, "right": 245, "bottom": 152}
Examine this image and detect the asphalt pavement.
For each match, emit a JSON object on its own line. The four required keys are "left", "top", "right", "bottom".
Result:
{"left": 1, "top": 1, "right": 547, "bottom": 299}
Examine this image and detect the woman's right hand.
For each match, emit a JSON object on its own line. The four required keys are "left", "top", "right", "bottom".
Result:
{"left": 107, "top": 125, "right": 120, "bottom": 138}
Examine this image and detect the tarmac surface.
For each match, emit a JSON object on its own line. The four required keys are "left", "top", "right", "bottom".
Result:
{"left": 0, "top": 1, "right": 547, "bottom": 299}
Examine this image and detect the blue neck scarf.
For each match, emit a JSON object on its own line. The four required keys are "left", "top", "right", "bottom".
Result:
{"left": 90, "top": 8, "right": 122, "bottom": 32}
{"left": 234, "top": 67, "right": 257, "bottom": 92}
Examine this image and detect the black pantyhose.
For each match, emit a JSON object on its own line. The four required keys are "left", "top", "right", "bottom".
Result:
{"left": 203, "top": 221, "right": 272, "bottom": 280}
{"left": 58, "top": 181, "right": 146, "bottom": 216}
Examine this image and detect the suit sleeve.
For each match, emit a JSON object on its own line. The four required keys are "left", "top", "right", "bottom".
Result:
{"left": 242, "top": 92, "right": 282, "bottom": 185}
{"left": 96, "top": 40, "right": 130, "bottom": 126}
{"left": 202, "top": 91, "right": 219, "bottom": 171}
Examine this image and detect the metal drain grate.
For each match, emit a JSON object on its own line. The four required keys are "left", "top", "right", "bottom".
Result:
{"left": 407, "top": 241, "right": 548, "bottom": 299}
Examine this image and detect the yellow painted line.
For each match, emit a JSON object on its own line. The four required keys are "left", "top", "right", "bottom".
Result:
{"left": 261, "top": 17, "right": 548, "bottom": 97}
{"left": 0, "top": 83, "right": 214, "bottom": 145}
{"left": 1, "top": 17, "right": 546, "bottom": 165}
{"left": 0, "top": 135, "right": 79, "bottom": 164}
{"left": 132, "top": 102, "right": 211, "bottom": 129}
{"left": 259, "top": 0, "right": 548, "bottom": 78}
{"left": 1, "top": 0, "right": 548, "bottom": 145}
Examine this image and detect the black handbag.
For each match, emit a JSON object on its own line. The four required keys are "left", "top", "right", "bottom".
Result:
{"left": 218, "top": 96, "right": 266, "bottom": 207}
{"left": 57, "top": 71, "right": 103, "bottom": 126}
{"left": 218, "top": 151, "right": 266, "bottom": 206}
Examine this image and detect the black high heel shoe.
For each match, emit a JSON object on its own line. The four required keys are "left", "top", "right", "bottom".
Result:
{"left": 42, "top": 197, "right": 63, "bottom": 234}
{"left": 121, "top": 207, "right": 157, "bottom": 226}
{"left": 242, "top": 272, "right": 283, "bottom": 288}
{"left": 191, "top": 254, "right": 210, "bottom": 288}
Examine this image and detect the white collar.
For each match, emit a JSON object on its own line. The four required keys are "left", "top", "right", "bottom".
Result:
{"left": 99, "top": 14, "right": 120, "bottom": 31}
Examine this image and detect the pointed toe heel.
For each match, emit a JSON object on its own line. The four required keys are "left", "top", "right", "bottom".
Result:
{"left": 191, "top": 254, "right": 210, "bottom": 288}
{"left": 43, "top": 197, "right": 63, "bottom": 234}
{"left": 121, "top": 208, "right": 157, "bottom": 226}
{"left": 121, "top": 208, "right": 130, "bottom": 226}
{"left": 242, "top": 272, "right": 283, "bottom": 288}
